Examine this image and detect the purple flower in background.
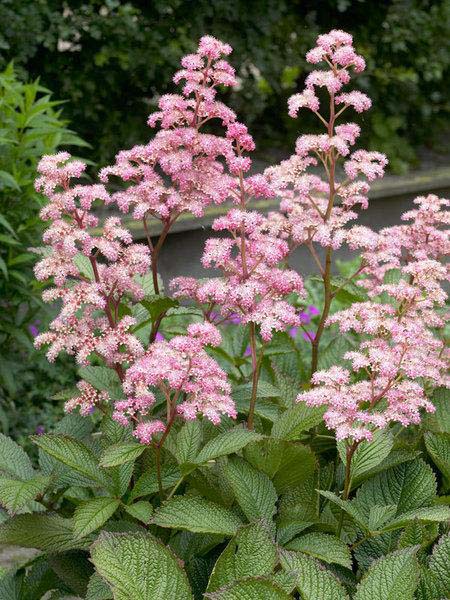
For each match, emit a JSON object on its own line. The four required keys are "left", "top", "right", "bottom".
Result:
{"left": 299, "top": 311, "right": 311, "bottom": 324}
{"left": 302, "top": 330, "right": 316, "bottom": 342}
{"left": 227, "top": 313, "right": 242, "bottom": 325}
{"left": 28, "top": 319, "right": 41, "bottom": 338}
{"left": 35, "top": 425, "right": 45, "bottom": 435}
{"left": 209, "top": 311, "right": 219, "bottom": 323}
{"left": 289, "top": 327, "right": 299, "bottom": 338}
{"left": 244, "top": 345, "right": 251, "bottom": 357}
{"left": 154, "top": 332, "right": 165, "bottom": 342}
{"left": 307, "top": 305, "right": 320, "bottom": 317}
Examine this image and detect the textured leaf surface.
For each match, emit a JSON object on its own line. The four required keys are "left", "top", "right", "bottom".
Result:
{"left": 174, "top": 420, "right": 203, "bottom": 465}
{"left": 99, "top": 443, "right": 145, "bottom": 468}
{"left": 207, "top": 523, "right": 277, "bottom": 593}
{"left": 32, "top": 434, "right": 110, "bottom": 488}
{"left": 86, "top": 573, "right": 113, "bottom": 600}
{"left": 74, "top": 497, "right": 120, "bottom": 538}
{"left": 338, "top": 431, "right": 393, "bottom": 488}
{"left": 271, "top": 403, "right": 325, "bottom": 440}
{"left": 426, "top": 533, "right": 450, "bottom": 597}
{"left": 0, "top": 475, "right": 50, "bottom": 513}
{"left": 354, "top": 459, "right": 436, "bottom": 518}
{"left": 91, "top": 532, "right": 193, "bottom": 599}
{"left": 425, "top": 432, "right": 450, "bottom": 488}
{"left": 153, "top": 496, "right": 243, "bottom": 535}
{"left": 207, "top": 577, "right": 291, "bottom": 599}
{"left": 354, "top": 548, "right": 418, "bottom": 600}
{"left": 380, "top": 505, "right": 450, "bottom": 531}
{"left": 0, "top": 433, "right": 34, "bottom": 479}
{"left": 129, "top": 464, "right": 181, "bottom": 501}
{"left": 286, "top": 532, "right": 352, "bottom": 568}
{"left": 123, "top": 501, "right": 153, "bottom": 524}
{"left": 224, "top": 457, "right": 277, "bottom": 522}
{"left": 280, "top": 549, "right": 349, "bottom": 599}
{"left": 0, "top": 513, "right": 91, "bottom": 551}
{"left": 318, "top": 491, "right": 368, "bottom": 529}
{"left": 195, "top": 428, "right": 263, "bottom": 464}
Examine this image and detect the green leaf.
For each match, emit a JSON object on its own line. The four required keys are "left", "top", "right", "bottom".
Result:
{"left": 0, "top": 434, "right": 34, "bottom": 479}
{"left": 425, "top": 432, "right": 450, "bottom": 489}
{"left": 338, "top": 430, "right": 394, "bottom": 488}
{"left": 73, "top": 497, "right": 120, "bottom": 538}
{"left": 140, "top": 295, "right": 179, "bottom": 322}
{"left": 354, "top": 458, "right": 437, "bottom": 518}
{"left": 0, "top": 513, "right": 91, "bottom": 551}
{"left": 224, "top": 457, "right": 277, "bottom": 522}
{"left": 174, "top": 420, "right": 203, "bottom": 465}
{"left": 318, "top": 336, "right": 350, "bottom": 370}
{"left": 78, "top": 366, "right": 122, "bottom": 399}
{"left": 207, "top": 522, "right": 277, "bottom": 593}
{"left": 73, "top": 253, "right": 95, "bottom": 280}
{"left": 0, "top": 475, "right": 50, "bottom": 513}
{"left": 427, "top": 533, "right": 450, "bottom": 595}
{"left": 207, "top": 578, "right": 291, "bottom": 599}
{"left": 195, "top": 427, "right": 263, "bottom": 464}
{"left": 32, "top": 434, "right": 110, "bottom": 488}
{"left": 153, "top": 496, "right": 243, "bottom": 535}
{"left": 129, "top": 464, "right": 181, "bottom": 501}
{"left": 91, "top": 532, "right": 193, "bottom": 599}
{"left": 367, "top": 505, "right": 397, "bottom": 530}
{"left": 286, "top": 532, "right": 352, "bottom": 569}
{"left": 318, "top": 491, "right": 368, "bottom": 530}
{"left": 100, "top": 443, "right": 145, "bottom": 468}
{"left": 354, "top": 547, "right": 419, "bottom": 600}
{"left": 279, "top": 549, "right": 349, "bottom": 599}
{"left": 380, "top": 506, "right": 450, "bottom": 532}
{"left": 271, "top": 403, "right": 325, "bottom": 440}
{"left": 123, "top": 501, "right": 153, "bottom": 524}
{"left": 86, "top": 573, "right": 113, "bottom": 600}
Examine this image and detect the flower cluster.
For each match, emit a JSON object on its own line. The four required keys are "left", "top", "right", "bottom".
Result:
{"left": 119, "top": 322, "right": 235, "bottom": 443}
{"left": 297, "top": 193, "right": 449, "bottom": 442}
{"left": 265, "top": 30, "right": 387, "bottom": 252}
{"left": 34, "top": 153, "right": 149, "bottom": 377}
{"left": 172, "top": 208, "right": 305, "bottom": 341}
{"left": 99, "top": 36, "right": 242, "bottom": 225}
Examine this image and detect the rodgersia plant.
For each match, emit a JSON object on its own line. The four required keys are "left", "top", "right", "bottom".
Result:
{"left": 0, "top": 32, "right": 448, "bottom": 600}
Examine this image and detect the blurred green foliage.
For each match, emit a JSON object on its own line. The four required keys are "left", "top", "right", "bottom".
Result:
{"left": 0, "top": 63, "right": 85, "bottom": 441}
{"left": 0, "top": 0, "right": 448, "bottom": 172}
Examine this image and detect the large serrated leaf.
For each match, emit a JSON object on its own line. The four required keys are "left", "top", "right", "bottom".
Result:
{"left": 0, "top": 433, "right": 34, "bottom": 479}
{"left": 271, "top": 403, "right": 325, "bottom": 440}
{"left": 195, "top": 428, "right": 263, "bottom": 464}
{"left": 123, "top": 501, "right": 153, "bottom": 524}
{"left": 207, "top": 577, "right": 291, "bottom": 599}
{"left": 32, "top": 434, "right": 110, "bottom": 488}
{"left": 86, "top": 572, "right": 113, "bottom": 600}
{"left": 129, "top": 464, "right": 181, "bottom": 501}
{"left": 73, "top": 497, "right": 120, "bottom": 538}
{"left": 338, "top": 430, "right": 393, "bottom": 488}
{"left": 354, "top": 547, "right": 419, "bottom": 599}
{"left": 379, "top": 505, "right": 450, "bottom": 532}
{"left": 153, "top": 496, "right": 243, "bottom": 535}
{"left": 0, "top": 475, "right": 50, "bottom": 513}
{"left": 286, "top": 532, "right": 352, "bottom": 569}
{"left": 279, "top": 549, "right": 349, "bottom": 599}
{"left": 427, "top": 533, "right": 450, "bottom": 596}
{"left": 99, "top": 443, "right": 145, "bottom": 468}
{"left": 318, "top": 491, "right": 368, "bottom": 530}
{"left": 224, "top": 457, "right": 277, "bottom": 522}
{"left": 424, "top": 432, "right": 450, "bottom": 489}
{"left": 0, "top": 513, "right": 91, "bottom": 551}
{"left": 90, "top": 532, "right": 193, "bottom": 599}
{"left": 207, "top": 522, "right": 277, "bottom": 593}
{"left": 174, "top": 421, "right": 203, "bottom": 465}
{"left": 354, "top": 458, "right": 437, "bottom": 518}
